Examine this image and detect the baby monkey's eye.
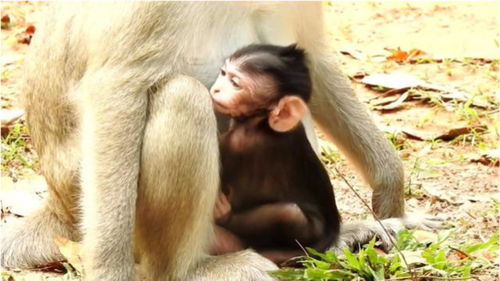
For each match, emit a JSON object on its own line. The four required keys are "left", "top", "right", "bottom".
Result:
{"left": 231, "top": 79, "right": 240, "bottom": 88}
{"left": 220, "top": 69, "right": 226, "bottom": 76}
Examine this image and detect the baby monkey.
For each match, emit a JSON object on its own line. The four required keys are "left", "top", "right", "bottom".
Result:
{"left": 210, "top": 44, "right": 341, "bottom": 264}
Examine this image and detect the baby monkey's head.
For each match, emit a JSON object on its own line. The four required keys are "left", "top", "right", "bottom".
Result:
{"left": 210, "top": 44, "right": 312, "bottom": 132}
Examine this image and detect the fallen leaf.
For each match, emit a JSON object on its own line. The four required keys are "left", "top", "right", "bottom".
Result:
{"left": 408, "top": 48, "right": 426, "bottom": 57}
{"left": 339, "top": 47, "right": 367, "bottom": 60}
{"left": 54, "top": 236, "right": 83, "bottom": 273}
{"left": 433, "top": 126, "right": 487, "bottom": 141}
{"left": 370, "top": 95, "right": 402, "bottom": 106}
{"left": 361, "top": 73, "right": 423, "bottom": 89}
{"left": 16, "top": 32, "right": 32, "bottom": 45}
{"left": 387, "top": 48, "right": 409, "bottom": 61}
{"left": 413, "top": 230, "right": 438, "bottom": 244}
{"left": 381, "top": 125, "right": 483, "bottom": 142}
{"left": 449, "top": 247, "right": 468, "bottom": 260}
{"left": 399, "top": 250, "right": 426, "bottom": 265}
{"left": 400, "top": 130, "right": 426, "bottom": 141}
{"left": 35, "top": 261, "right": 67, "bottom": 273}
{"left": 470, "top": 149, "right": 500, "bottom": 167}
{"left": 0, "top": 175, "right": 46, "bottom": 217}
{"left": 373, "top": 91, "right": 409, "bottom": 111}
{"left": 360, "top": 73, "right": 495, "bottom": 109}
{"left": 386, "top": 48, "right": 426, "bottom": 61}
{"left": 1, "top": 14, "right": 10, "bottom": 29}
{"left": 0, "top": 109, "right": 24, "bottom": 125}
{"left": 25, "top": 24, "right": 35, "bottom": 34}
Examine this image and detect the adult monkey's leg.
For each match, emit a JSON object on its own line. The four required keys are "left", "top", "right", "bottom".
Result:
{"left": 1, "top": 4, "right": 82, "bottom": 266}
{"left": 78, "top": 67, "right": 149, "bottom": 280}
{"left": 135, "top": 75, "right": 218, "bottom": 279}
{"left": 136, "top": 75, "right": 276, "bottom": 280}
{"left": 0, "top": 205, "right": 79, "bottom": 267}
{"left": 308, "top": 52, "right": 405, "bottom": 218}
{"left": 294, "top": 3, "right": 405, "bottom": 218}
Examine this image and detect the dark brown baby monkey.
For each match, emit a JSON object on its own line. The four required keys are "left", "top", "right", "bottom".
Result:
{"left": 209, "top": 44, "right": 341, "bottom": 264}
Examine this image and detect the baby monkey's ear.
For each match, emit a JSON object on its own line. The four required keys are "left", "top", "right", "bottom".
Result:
{"left": 268, "top": 96, "right": 307, "bottom": 132}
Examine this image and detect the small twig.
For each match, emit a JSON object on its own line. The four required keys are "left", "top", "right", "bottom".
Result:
{"left": 333, "top": 166, "right": 416, "bottom": 279}
{"left": 294, "top": 239, "right": 309, "bottom": 257}
{"left": 465, "top": 211, "right": 477, "bottom": 219}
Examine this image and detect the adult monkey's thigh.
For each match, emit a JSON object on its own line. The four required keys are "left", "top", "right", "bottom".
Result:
{"left": 135, "top": 76, "right": 219, "bottom": 279}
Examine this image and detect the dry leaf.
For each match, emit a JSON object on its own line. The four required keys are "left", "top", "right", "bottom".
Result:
{"left": 408, "top": 48, "right": 426, "bottom": 57}
{"left": 1, "top": 14, "right": 10, "bottom": 29}
{"left": 413, "top": 230, "right": 438, "bottom": 244}
{"left": 399, "top": 250, "right": 426, "bottom": 265}
{"left": 433, "top": 126, "right": 487, "bottom": 141}
{"left": 360, "top": 73, "right": 494, "bottom": 109}
{"left": 387, "top": 48, "right": 409, "bottom": 61}
{"left": 382, "top": 124, "right": 488, "bottom": 142}
{"left": 373, "top": 91, "right": 409, "bottom": 111}
{"left": 35, "top": 261, "right": 67, "bottom": 273}
{"left": 449, "top": 247, "right": 468, "bottom": 260}
{"left": 0, "top": 109, "right": 24, "bottom": 125}
{"left": 339, "top": 48, "right": 367, "bottom": 60}
{"left": 0, "top": 175, "right": 46, "bottom": 217}
{"left": 387, "top": 48, "right": 426, "bottom": 61}
{"left": 370, "top": 95, "right": 402, "bottom": 106}
{"left": 470, "top": 149, "right": 500, "bottom": 166}
{"left": 25, "top": 24, "right": 35, "bottom": 34}
{"left": 361, "top": 73, "right": 423, "bottom": 89}
{"left": 54, "top": 236, "right": 83, "bottom": 273}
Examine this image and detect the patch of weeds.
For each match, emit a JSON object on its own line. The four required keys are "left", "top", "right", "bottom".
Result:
{"left": 455, "top": 95, "right": 481, "bottom": 125}
{"left": 370, "top": 85, "right": 390, "bottom": 92}
{"left": 271, "top": 231, "right": 499, "bottom": 281}
{"left": 411, "top": 89, "right": 448, "bottom": 108}
{"left": 489, "top": 59, "right": 499, "bottom": 72}
{"left": 405, "top": 158, "right": 424, "bottom": 198}
{"left": 320, "top": 141, "right": 342, "bottom": 165}
{"left": 1, "top": 122, "right": 37, "bottom": 178}
{"left": 439, "top": 58, "right": 456, "bottom": 77}
{"left": 384, "top": 131, "right": 407, "bottom": 151}
{"left": 413, "top": 57, "right": 437, "bottom": 64}
{"left": 450, "top": 129, "right": 487, "bottom": 148}
{"left": 416, "top": 111, "right": 435, "bottom": 128}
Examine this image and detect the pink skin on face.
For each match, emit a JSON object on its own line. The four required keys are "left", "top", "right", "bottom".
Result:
{"left": 210, "top": 60, "right": 273, "bottom": 118}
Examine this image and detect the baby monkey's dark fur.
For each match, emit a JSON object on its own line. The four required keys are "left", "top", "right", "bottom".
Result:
{"left": 215, "top": 44, "right": 341, "bottom": 264}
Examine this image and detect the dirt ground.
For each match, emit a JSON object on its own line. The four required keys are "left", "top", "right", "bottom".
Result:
{"left": 1, "top": 2, "right": 499, "bottom": 280}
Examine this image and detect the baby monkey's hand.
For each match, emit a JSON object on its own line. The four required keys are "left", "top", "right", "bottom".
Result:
{"left": 214, "top": 191, "right": 231, "bottom": 224}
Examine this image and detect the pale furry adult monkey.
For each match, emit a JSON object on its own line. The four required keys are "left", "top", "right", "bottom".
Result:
{"left": 0, "top": 2, "right": 436, "bottom": 280}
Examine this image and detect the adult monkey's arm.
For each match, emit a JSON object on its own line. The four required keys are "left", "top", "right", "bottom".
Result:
{"left": 293, "top": 3, "right": 405, "bottom": 218}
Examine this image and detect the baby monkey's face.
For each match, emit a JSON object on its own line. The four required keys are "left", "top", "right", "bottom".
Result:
{"left": 209, "top": 60, "right": 276, "bottom": 118}
{"left": 210, "top": 56, "right": 308, "bottom": 133}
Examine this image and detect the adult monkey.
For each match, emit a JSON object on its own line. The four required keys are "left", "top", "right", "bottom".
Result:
{"left": 0, "top": 2, "right": 423, "bottom": 280}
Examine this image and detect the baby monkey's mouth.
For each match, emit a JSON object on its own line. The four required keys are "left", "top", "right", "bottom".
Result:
{"left": 212, "top": 99, "right": 231, "bottom": 114}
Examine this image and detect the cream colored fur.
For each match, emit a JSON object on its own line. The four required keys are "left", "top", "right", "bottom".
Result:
{"left": 0, "top": 2, "right": 436, "bottom": 280}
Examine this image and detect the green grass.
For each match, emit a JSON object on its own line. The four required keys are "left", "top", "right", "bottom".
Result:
{"left": 271, "top": 231, "right": 498, "bottom": 281}
{"left": 1, "top": 123, "right": 32, "bottom": 169}
{"left": 1, "top": 122, "right": 37, "bottom": 179}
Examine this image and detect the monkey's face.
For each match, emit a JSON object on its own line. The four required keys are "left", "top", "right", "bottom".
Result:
{"left": 210, "top": 61, "right": 274, "bottom": 118}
